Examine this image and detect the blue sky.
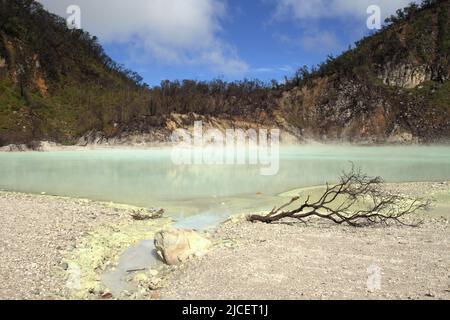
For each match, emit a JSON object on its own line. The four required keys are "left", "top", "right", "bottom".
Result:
{"left": 39, "top": 0, "right": 416, "bottom": 86}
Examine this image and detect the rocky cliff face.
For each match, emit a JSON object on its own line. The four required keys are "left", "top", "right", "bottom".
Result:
{"left": 280, "top": 74, "right": 449, "bottom": 143}
{"left": 280, "top": 78, "right": 398, "bottom": 143}
{"left": 1, "top": 34, "right": 49, "bottom": 96}
{"left": 279, "top": 0, "right": 450, "bottom": 144}
{"left": 0, "top": 0, "right": 449, "bottom": 149}
{"left": 378, "top": 63, "right": 433, "bottom": 88}
{"left": 77, "top": 112, "right": 303, "bottom": 147}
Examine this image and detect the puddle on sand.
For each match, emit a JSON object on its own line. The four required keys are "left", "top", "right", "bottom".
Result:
{"left": 101, "top": 240, "right": 162, "bottom": 296}
{"left": 101, "top": 207, "right": 233, "bottom": 297}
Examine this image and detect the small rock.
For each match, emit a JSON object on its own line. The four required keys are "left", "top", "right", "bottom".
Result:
{"left": 149, "top": 269, "right": 159, "bottom": 276}
{"left": 101, "top": 292, "right": 113, "bottom": 299}
{"left": 148, "top": 277, "right": 163, "bottom": 290}
{"left": 149, "top": 290, "right": 161, "bottom": 300}
{"left": 134, "top": 273, "right": 149, "bottom": 283}
{"left": 31, "top": 289, "right": 40, "bottom": 296}
{"left": 122, "top": 290, "right": 132, "bottom": 297}
{"left": 61, "top": 262, "right": 69, "bottom": 270}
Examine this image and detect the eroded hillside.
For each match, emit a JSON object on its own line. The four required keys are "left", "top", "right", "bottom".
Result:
{"left": 0, "top": 0, "right": 449, "bottom": 148}
{"left": 280, "top": 0, "right": 450, "bottom": 143}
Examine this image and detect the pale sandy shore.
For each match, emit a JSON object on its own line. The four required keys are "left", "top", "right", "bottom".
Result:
{"left": 161, "top": 216, "right": 450, "bottom": 300}
{"left": 161, "top": 182, "right": 450, "bottom": 300}
{"left": 0, "top": 182, "right": 449, "bottom": 300}
{"left": 0, "top": 192, "right": 127, "bottom": 300}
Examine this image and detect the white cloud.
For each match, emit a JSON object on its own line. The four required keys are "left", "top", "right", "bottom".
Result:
{"left": 270, "top": 1, "right": 420, "bottom": 53}
{"left": 38, "top": 0, "right": 248, "bottom": 75}
{"left": 278, "top": 30, "right": 341, "bottom": 53}
{"left": 300, "top": 30, "right": 340, "bottom": 52}
{"left": 273, "top": 0, "right": 419, "bottom": 21}
{"left": 253, "top": 65, "right": 294, "bottom": 73}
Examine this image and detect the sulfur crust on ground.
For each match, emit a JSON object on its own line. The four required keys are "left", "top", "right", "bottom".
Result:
{"left": 0, "top": 181, "right": 449, "bottom": 300}
{"left": 0, "top": 192, "right": 171, "bottom": 300}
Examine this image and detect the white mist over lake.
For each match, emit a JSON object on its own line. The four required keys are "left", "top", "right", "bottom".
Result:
{"left": 1, "top": 145, "right": 450, "bottom": 221}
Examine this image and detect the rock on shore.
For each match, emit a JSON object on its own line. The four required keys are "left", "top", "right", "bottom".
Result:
{"left": 154, "top": 229, "right": 212, "bottom": 265}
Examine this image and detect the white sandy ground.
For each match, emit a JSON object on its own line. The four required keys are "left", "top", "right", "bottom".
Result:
{"left": 161, "top": 182, "right": 450, "bottom": 300}
{"left": 0, "top": 182, "right": 449, "bottom": 300}
{"left": 0, "top": 192, "right": 127, "bottom": 299}
{"left": 161, "top": 216, "right": 450, "bottom": 300}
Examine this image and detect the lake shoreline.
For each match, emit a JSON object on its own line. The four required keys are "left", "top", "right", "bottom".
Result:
{"left": 0, "top": 181, "right": 449, "bottom": 300}
{"left": 2, "top": 140, "right": 450, "bottom": 153}
{"left": 162, "top": 211, "right": 450, "bottom": 300}
{"left": 161, "top": 181, "right": 450, "bottom": 300}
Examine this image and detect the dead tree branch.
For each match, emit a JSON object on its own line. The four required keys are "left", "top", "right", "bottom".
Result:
{"left": 249, "top": 165, "right": 430, "bottom": 227}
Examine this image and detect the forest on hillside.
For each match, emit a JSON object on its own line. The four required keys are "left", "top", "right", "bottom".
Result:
{"left": 284, "top": 0, "right": 449, "bottom": 89}
{"left": 0, "top": 0, "right": 283, "bottom": 145}
{"left": 0, "top": 0, "right": 449, "bottom": 145}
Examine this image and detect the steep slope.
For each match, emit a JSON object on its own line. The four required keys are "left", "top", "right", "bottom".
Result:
{"left": 280, "top": 0, "right": 450, "bottom": 143}
{"left": 0, "top": 0, "right": 151, "bottom": 146}
{"left": 0, "top": 0, "right": 284, "bottom": 148}
{"left": 0, "top": 0, "right": 449, "bottom": 148}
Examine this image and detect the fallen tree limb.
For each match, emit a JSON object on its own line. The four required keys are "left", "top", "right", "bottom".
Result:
{"left": 249, "top": 165, "right": 430, "bottom": 227}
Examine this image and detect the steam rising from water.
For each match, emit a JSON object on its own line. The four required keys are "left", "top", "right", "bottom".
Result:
{"left": 1, "top": 145, "right": 450, "bottom": 218}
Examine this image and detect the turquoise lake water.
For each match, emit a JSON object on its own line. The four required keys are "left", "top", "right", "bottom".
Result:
{"left": 1, "top": 145, "right": 450, "bottom": 220}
